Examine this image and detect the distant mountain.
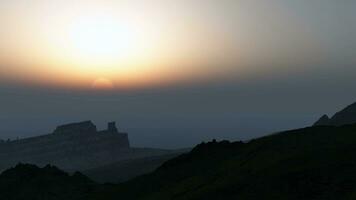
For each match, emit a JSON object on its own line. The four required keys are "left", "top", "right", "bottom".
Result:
{"left": 89, "top": 124, "right": 356, "bottom": 200}
{"left": 0, "top": 164, "right": 95, "bottom": 200}
{"left": 0, "top": 121, "right": 181, "bottom": 173}
{"left": 314, "top": 102, "right": 356, "bottom": 126}
{"left": 0, "top": 121, "right": 130, "bottom": 171}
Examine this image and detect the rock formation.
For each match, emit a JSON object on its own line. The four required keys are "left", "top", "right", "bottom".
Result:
{"left": 313, "top": 114, "right": 331, "bottom": 126}
{"left": 313, "top": 102, "right": 356, "bottom": 126}
{"left": 53, "top": 121, "right": 97, "bottom": 135}
{"left": 0, "top": 121, "right": 130, "bottom": 171}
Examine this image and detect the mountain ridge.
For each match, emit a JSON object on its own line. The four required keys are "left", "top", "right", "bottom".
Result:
{"left": 88, "top": 123, "right": 356, "bottom": 200}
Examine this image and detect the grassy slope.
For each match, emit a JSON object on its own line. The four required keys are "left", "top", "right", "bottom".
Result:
{"left": 89, "top": 125, "right": 356, "bottom": 200}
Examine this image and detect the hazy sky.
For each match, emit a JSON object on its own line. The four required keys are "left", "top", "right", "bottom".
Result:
{"left": 0, "top": 1, "right": 356, "bottom": 148}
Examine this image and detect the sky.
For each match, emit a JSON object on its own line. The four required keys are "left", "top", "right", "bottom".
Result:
{"left": 0, "top": 0, "right": 356, "bottom": 148}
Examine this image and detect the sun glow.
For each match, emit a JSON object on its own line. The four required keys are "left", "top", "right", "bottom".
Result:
{"left": 67, "top": 15, "right": 140, "bottom": 63}
{"left": 0, "top": 1, "right": 238, "bottom": 90}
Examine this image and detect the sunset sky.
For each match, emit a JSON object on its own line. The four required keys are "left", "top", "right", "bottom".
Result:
{"left": 1, "top": 0, "right": 356, "bottom": 148}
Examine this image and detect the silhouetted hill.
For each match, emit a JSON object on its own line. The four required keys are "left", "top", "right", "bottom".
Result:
{"left": 0, "top": 164, "right": 95, "bottom": 200}
{"left": 83, "top": 151, "right": 187, "bottom": 183}
{"left": 4, "top": 123, "right": 356, "bottom": 199}
{"left": 89, "top": 124, "right": 356, "bottom": 200}
{"left": 314, "top": 102, "right": 356, "bottom": 126}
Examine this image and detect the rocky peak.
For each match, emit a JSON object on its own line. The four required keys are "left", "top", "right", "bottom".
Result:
{"left": 313, "top": 102, "right": 356, "bottom": 126}
{"left": 313, "top": 114, "right": 330, "bottom": 126}
{"left": 108, "top": 121, "right": 118, "bottom": 133}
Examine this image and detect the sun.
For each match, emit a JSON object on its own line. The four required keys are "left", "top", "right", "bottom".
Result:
{"left": 68, "top": 15, "right": 138, "bottom": 62}
{"left": 92, "top": 78, "right": 114, "bottom": 90}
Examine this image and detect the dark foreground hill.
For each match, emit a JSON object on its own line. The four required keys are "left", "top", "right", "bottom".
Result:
{"left": 88, "top": 124, "right": 356, "bottom": 200}
{"left": 0, "top": 164, "right": 95, "bottom": 200}
{"left": 83, "top": 152, "right": 186, "bottom": 183}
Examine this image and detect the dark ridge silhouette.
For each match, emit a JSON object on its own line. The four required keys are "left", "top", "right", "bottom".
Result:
{"left": 0, "top": 163, "right": 95, "bottom": 200}
{"left": 158, "top": 140, "right": 244, "bottom": 170}
{"left": 314, "top": 102, "right": 356, "bottom": 126}
{"left": 83, "top": 152, "right": 185, "bottom": 184}
{"left": 88, "top": 124, "right": 356, "bottom": 200}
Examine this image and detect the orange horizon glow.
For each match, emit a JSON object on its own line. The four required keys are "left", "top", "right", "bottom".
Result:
{"left": 0, "top": 59, "right": 225, "bottom": 91}
{"left": 0, "top": 0, "right": 245, "bottom": 91}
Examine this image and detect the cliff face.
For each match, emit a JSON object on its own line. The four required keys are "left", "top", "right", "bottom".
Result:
{"left": 53, "top": 121, "right": 97, "bottom": 135}
{"left": 0, "top": 121, "right": 130, "bottom": 171}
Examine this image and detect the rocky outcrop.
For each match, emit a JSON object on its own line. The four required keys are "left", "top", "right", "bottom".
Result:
{"left": 53, "top": 121, "right": 97, "bottom": 135}
{"left": 313, "top": 114, "right": 330, "bottom": 126}
{"left": 313, "top": 102, "right": 356, "bottom": 126}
